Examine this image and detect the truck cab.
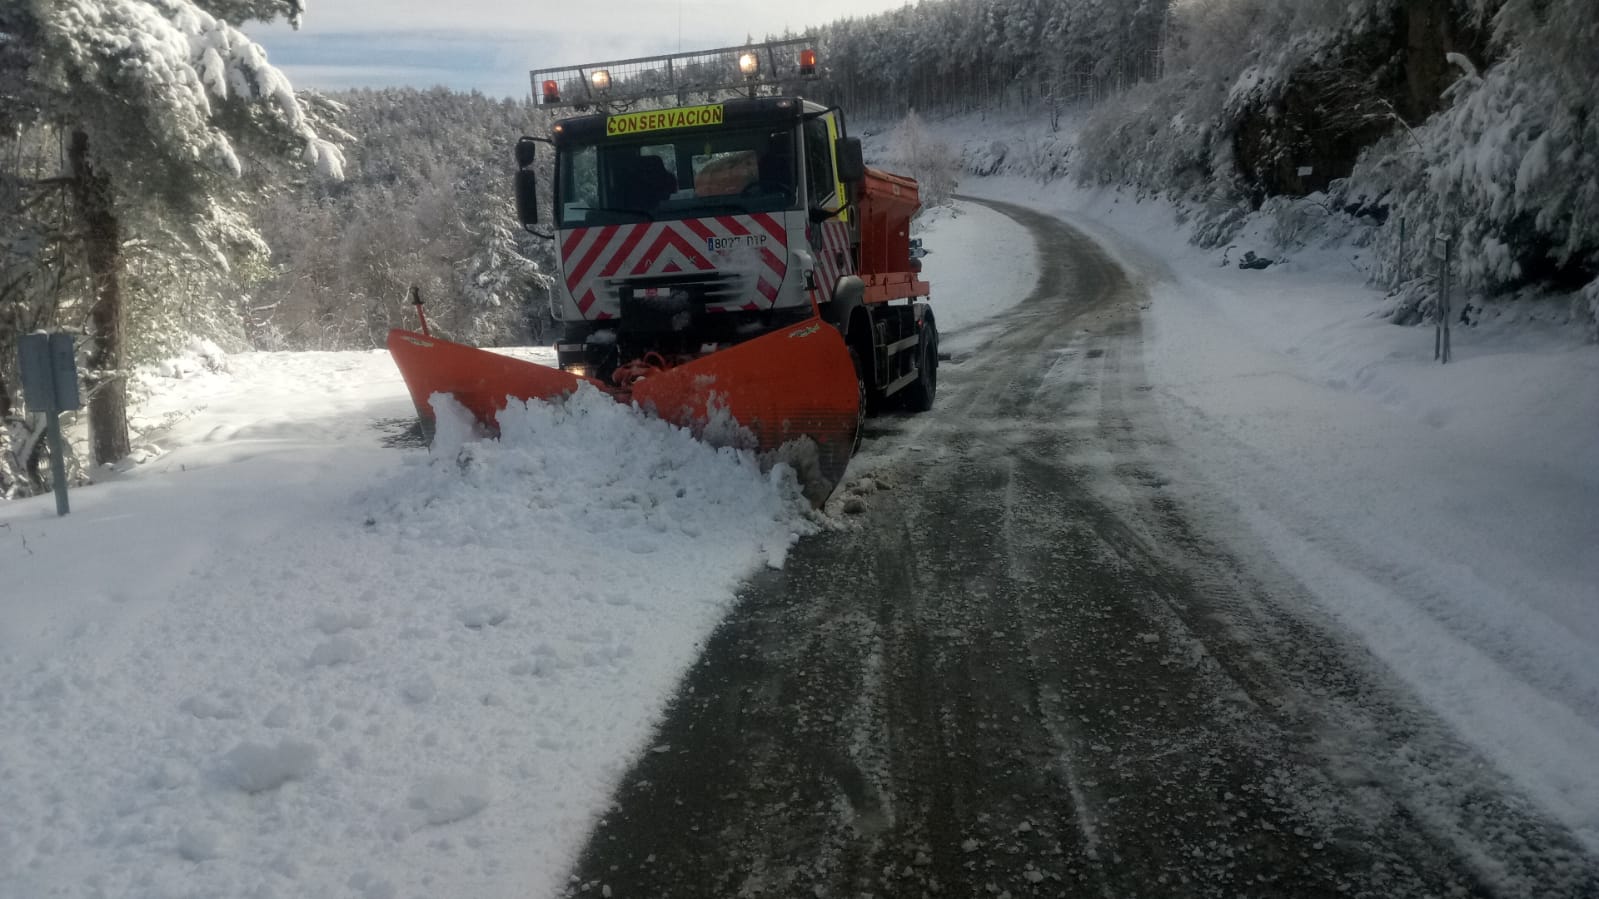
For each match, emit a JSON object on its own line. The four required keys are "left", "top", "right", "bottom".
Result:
{"left": 526, "top": 97, "right": 863, "bottom": 383}
{"left": 517, "top": 42, "right": 934, "bottom": 413}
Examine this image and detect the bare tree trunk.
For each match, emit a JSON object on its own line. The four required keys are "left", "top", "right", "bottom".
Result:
{"left": 68, "top": 129, "right": 130, "bottom": 466}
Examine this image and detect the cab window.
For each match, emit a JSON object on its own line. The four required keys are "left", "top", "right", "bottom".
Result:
{"left": 804, "top": 117, "right": 837, "bottom": 209}
{"left": 556, "top": 125, "right": 798, "bottom": 227}
{"left": 559, "top": 144, "right": 599, "bottom": 222}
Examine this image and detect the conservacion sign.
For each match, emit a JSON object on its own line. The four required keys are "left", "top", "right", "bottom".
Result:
{"left": 606, "top": 104, "right": 724, "bottom": 137}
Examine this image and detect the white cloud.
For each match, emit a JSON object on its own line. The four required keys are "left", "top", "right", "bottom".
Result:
{"left": 250, "top": 0, "right": 903, "bottom": 97}
{"left": 279, "top": 0, "right": 890, "bottom": 40}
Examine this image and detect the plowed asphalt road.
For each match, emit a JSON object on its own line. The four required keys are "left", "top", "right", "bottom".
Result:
{"left": 560, "top": 200, "right": 1598, "bottom": 898}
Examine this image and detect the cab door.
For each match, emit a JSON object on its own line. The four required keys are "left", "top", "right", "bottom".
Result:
{"left": 804, "top": 111, "right": 854, "bottom": 294}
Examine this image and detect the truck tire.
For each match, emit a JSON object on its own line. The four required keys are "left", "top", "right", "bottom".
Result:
{"left": 848, "top": 345, "right": 868, "bottom": 453}
{"left": 901, "top": 319, "right": 938, "bottom": 413}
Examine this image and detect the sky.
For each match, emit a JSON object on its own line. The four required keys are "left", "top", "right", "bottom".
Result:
{"left": 246, "top": 1, "right": 907, "bottom": 99}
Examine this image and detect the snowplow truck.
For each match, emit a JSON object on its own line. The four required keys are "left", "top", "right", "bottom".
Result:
{"left": 386, "top": 41, "right": 935, "bottom": 505}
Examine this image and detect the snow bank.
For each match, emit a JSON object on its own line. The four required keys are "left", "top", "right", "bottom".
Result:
{"left": 0, "top": 350, "right": 812, "bottom": 898}
{"left": 150, "top": 336, "right": 230, "bottom": 379}
{"left": 913, "top": 200, "right": 1040, "bottom": 343}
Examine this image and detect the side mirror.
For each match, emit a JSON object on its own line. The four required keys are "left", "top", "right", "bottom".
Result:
{"left": 514, "top": 136, "right": 539, "bottom": 228}
{"left": 515, "top": 169, "right": 540, "bottom": 227}
{"left": 514, "top": 136, "right": 555, "bottom": 236}
{"left": 514, "top": 136, "right": 538, "bottom": 169}
{"left": 836, "top": 137, "right": 865, "bottom": 184}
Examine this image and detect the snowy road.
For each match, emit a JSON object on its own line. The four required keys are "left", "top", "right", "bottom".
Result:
{"left": 560, "top": 200, "right": 1599, "bottom": 897}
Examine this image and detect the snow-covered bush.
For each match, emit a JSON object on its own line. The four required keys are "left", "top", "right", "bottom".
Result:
{"left": 1346, "top": 0, "right": 1599, "bottom": 329}
{"left": 968, "top": 141, "right": 1010, "bottom": 177}
{"left": 1076, "top": 75, "right": 1221, "bottom": 202}
{"left": 1264, "top": 193, "right": 1365, "bottom": 252}
{"left": 883, "top": 111, "right": 959, "bottom": 212}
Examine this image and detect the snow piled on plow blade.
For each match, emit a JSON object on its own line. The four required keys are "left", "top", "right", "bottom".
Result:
{"left": 387, "top": 317, "right": 861, "bottom": 506}
{"left": 407, "top": 387, "right": 814, "bottom": 567}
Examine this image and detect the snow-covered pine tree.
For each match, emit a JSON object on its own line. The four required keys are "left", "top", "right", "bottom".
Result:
{"left": 243, "top": 88, "right": 553, "bottom": 351}
{"left": 1350, "top": 0, "right": 1599, "bottom": 329}
{"left": 453, "top": 196, "right": 552, "bottom": 346}
{"left": 3, "top": 0, "right": 343, "bottom": 466}
{"left": 814, "top": 1, "right": 1173, "bottom": 123}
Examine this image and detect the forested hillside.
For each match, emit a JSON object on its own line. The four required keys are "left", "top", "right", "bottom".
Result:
{"left": 818, "top": 0, "right": 1597, "bottom": 330}
{"left": 246, "top": 88, "right": 553, "bottom": 352}
{"left": 817, "top": 0, "right": 1171, "bottom": 123}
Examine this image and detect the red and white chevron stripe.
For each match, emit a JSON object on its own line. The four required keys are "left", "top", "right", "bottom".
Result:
{"left": 810, "top": 219, "right": 855, "bottom": 303}
{"left": 558, "top": 213, "right": 790, "bottom": 319}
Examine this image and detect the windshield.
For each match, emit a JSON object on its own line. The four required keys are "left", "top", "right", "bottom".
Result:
{"left": 557, "top": 124, "right": 799, "bottom": 227}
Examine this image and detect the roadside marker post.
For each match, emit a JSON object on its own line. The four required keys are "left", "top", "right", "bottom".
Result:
{"left": 17, "top": 332, "right": 81, "bottom": 516}
{"left": 1432, "top": 235, "right": 1453, "bottom": 364}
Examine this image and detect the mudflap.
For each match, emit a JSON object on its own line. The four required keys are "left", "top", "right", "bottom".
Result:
{"left": 630, "top": 316, "right": 861, "bottom": 507}
{"left": 386, "top": 329, "right": 592, "bottom": 427}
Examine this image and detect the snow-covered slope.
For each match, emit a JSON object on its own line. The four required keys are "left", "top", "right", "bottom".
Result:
{"left": 0, "top": 346, "right": 811, "bottom": 898}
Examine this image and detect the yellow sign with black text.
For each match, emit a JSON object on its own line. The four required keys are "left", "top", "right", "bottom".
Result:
{"left": 606, "top": 104, "right": 725, "bottom": 137}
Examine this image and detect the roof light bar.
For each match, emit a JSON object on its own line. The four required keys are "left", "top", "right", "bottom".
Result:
{"left": 530, "top": 37, "right": 819, "bottom": 109}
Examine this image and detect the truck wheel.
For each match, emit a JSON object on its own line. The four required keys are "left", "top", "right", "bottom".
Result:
{"left": 848, "top": 345, "right": 868, "bottom": 453}
{"left": 901, "top": 320, "right": 938, "bottom": 413}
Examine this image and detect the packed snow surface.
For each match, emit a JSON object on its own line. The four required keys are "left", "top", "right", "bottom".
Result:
{"left": 0, "top": 348, "right": 813, "bottom": 897}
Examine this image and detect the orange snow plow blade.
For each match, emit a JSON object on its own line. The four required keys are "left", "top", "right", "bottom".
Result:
{"left": 387, "top": 329, "right": 594, "bottom": 425}
{"left": 630, "top": 318, "right": 860, "bottom": 506}
{"left": 385, "top": 318, "right": 860, "bottom": 505}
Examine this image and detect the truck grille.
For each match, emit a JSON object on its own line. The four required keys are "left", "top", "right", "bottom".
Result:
{"left": 609, "top": 272, "right": 747, "bottom": 309}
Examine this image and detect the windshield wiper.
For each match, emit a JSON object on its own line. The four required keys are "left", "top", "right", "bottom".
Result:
{"left": 679, "top": 202, "right": 752, "bottom": 216}
{"left": 591, "top": 206, "right": 655, "bottom": 221}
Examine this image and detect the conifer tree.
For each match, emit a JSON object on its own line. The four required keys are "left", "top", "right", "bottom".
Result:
{"left": 2, "top": 0, "right": 343, "bottom": 465}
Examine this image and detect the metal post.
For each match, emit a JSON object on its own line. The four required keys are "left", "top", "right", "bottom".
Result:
{"left": 45, "top": 411, "right": 68, "bottom": 515}
{"left": 1441, "top": 243, "right": 1452, "bottom": 364}
{"left": 1398, "top": 216, "right": 1406, "bottom": 285}
{"left": 410, "top": 285, "right": 430, "bottom": 337}
{"left": 1432, "top": 234, "right": 1453, "bottom": 364}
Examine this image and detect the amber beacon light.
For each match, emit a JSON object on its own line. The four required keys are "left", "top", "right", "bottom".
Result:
{"left": 799, "top": 48, "right": 817, "bottom": 76}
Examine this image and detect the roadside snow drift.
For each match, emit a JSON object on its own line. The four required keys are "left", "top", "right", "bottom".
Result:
{"left": 913, "top": 200, "right": 1039, "bottom": 340}
{"left": 1, "top": 358, "right": 811, "bottom": 899}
